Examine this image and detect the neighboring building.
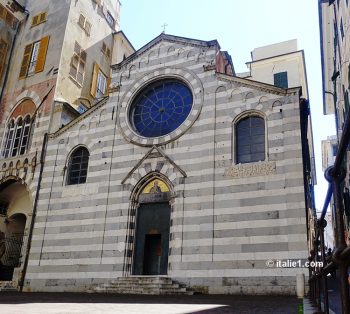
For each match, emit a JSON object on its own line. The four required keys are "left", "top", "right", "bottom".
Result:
{"left": 320, "top": 135, "right": 338, "bottom": 249}
{"left": 319, "top": 0, "right": 350, "bottom": 245}
{"left": 324, "top": 212, "right": 335, "bottom": 249}
{"left": 321, "top": 135, "right": 338, "bottom": 172}
{"left": 245, "top": 39, "right": 309, "bottom": 98}
{"left": 242, "top": 39, "right": 317, "bottom": 255}
{"left": 0, "top": 0, "right": 133, "bottom": 289}
{"left": 16, "top": 33, "right": 316, "bottom": 295}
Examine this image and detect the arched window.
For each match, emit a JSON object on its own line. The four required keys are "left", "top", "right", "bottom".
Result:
{"left": 236, "top": 115, "right": 265, "bottom": 164}
{"left": 3, "top": 119, "right": 15, "bottom": 158}
{"left": 67, "top": 147, "right": 89, "bottom": 185}
{"left": 2, "top": 115, "right": 33, "bottom": 158}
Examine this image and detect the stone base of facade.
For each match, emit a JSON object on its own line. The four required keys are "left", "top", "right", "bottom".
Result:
{"left": 23, "top": 276, "right": 308, "bottom": 295}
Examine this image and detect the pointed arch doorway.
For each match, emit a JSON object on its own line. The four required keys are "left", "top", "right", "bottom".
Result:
{"left": 132, "top": 177, "right": 172, "bottom": 275}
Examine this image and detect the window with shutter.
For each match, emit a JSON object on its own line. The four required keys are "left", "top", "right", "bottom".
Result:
{"left": 32, "top": 15, "right": 39, "bottom": 26}
{"left": 96, "top": 69, "right": 107, "bottom": 98}
{"left": 85, "top": 21, "right": 91, "bottom": 35}
{"left": 0, "top": 5, "right": 4, "bottom": 19}
{"left": 39, "top": 12, "right": 47, "bottom": 23}
{"left": 0, "top": 4, "right": 17, "bottom": 30}
{"left": 19, "top": 36, "right": 49, "bottom": 79}
{"left": 78, "top": 13, "right": 91, "bottom": 36}
{"left": 101, "top": 42, "right": 111, "bottom": 58}
{"left": 19, "top": 44, "right": 33, "bottom": 79}
{"left": 105, "top": 11, "right": 115, "bottom": 27}
{"left": 70, "top": 42, "right": 86, "bottom": 86}
{"left": 27, "top": 41, "right": 40, "bottom": 75}
{"left": 102, "top": 42, "right": 106, "bottom": 54}
{"left": 31, "top": 12, "right": 47, "bottom": 27}
{"left": 90, "top": 63, "right": 99, "bottom": 98}
{"left": 0, "top": 39, "right": 8, "bottom": 80}
{"left": 35, "top": 36, "right": 50, "bottom": 73}
{"left": 78, "top": 14, "right": 85, "bottom": 28}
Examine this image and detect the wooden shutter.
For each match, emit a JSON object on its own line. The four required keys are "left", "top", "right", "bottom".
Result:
{"left": 19, "top": 43, "right": 33, "bottom": 79}
{"left": 101, "top": 42, "right": 106, "bottom": 54}
{"left": 90, "top": 63, "right": 99, "bottom": 98}
{"left": 35, "top": 36, "right": 49, "bottom": 73}
{"left": 85, "top": 21, "right": 91, "bottom": 36}
{"left": 106, "top": 76, "right": 111, "bottom": 96}
{"left": 0, "top": 39, "right": 8, "bottom": 79}
{"left": 0, "top": 5, "right": 5, "bottom": 19}
{"left": 39, "top": 12, "right": 46, "bottom": 23}
{"left": 32, "top": 15, "right": 39, "bottom": 26}
{"left": 78, "top": 14, "right": 85, "bottom": 28}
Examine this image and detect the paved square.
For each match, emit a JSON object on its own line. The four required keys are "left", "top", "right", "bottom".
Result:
{"left": 0, "top": 293, "right": 300, "bottom": 314}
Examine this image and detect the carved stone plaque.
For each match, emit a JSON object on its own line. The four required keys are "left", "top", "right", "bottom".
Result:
{"left": 225, "top": 161, "right": 276, "bottom": 178}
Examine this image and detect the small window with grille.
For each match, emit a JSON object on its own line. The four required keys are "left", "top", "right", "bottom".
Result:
{"left": 67, "top": 147, "right": 89, "bottom": 185}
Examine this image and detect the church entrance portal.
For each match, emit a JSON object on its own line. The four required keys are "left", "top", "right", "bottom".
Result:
{"left": 133, "top": 202, "right": 171, "bottom": 275}
{"left": 132, "top": 178, "right": 171, "bottom": 276}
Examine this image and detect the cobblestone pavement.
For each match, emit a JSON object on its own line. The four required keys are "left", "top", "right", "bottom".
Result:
{"left": 0, "top": 292, "right": 300, "bottom": 314}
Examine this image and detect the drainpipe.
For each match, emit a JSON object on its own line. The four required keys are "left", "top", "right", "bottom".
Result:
{"left": 19, "top": 132, "right": 48, "bottom": 291}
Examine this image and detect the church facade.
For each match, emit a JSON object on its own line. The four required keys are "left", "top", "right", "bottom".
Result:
{"left": 19, "top": 34, "right": 315, "bottom": 294}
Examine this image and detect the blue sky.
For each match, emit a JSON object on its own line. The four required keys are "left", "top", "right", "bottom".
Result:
{"left": 120, "top": 0, "right": 335, "bottom": 210}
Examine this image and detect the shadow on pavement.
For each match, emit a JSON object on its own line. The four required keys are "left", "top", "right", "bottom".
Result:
{"left": 0, "top": 292, "right": 299, "bottom": 314}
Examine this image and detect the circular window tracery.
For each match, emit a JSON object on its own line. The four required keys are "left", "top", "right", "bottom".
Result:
{"left": 129, "top": 80, "right": 193, "bottom": 138}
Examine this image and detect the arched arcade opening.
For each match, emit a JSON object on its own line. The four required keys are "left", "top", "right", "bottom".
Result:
{"left": 0, "top": 178, "right": 32, "bottom": 282}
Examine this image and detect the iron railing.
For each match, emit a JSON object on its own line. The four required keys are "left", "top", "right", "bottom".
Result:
{"left": 309, "top": 107, "right": 350, "bottom": 314}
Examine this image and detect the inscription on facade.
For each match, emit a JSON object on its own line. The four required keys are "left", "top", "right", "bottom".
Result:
{"left": 225, "top": 161, "right": 276, "bottom": 178}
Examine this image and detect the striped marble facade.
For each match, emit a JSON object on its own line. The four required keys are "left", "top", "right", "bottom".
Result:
{"left": 24, "top": 34, "right": 311, "bottom": 294}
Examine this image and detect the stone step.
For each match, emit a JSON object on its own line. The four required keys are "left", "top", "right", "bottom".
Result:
{"left": 93, "top": 276, "right": 193, "bottom": 295}
{"left": 106, "top": 282, "right": 180, "bottom": 289}
{"left": 0, "top": 281, "right": 17, "bottom": 292}
{"left": 95, "top": 287, "right": 193, "bottom": 295}
{"left": 115, "top": 287, "right": 185, "bottom": 293}
{"left": 115, "top": 277, "right": 173, "bottom": 283}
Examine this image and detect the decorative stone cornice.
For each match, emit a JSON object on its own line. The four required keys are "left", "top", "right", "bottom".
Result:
{"left": 0, "top": 152, "right": 37, "bottom": 182}
{"left": 216, "top": 73, "right": 301, "bottom": 97}
{"left": 50, "top": 97, "right": 108, "bottom": 139}
{"left": 112, "top": 33, "right": 219, "bottom": 72}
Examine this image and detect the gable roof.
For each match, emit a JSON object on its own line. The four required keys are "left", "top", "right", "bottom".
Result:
{"left": 112, "top": 33, "right": 220, "bottom": 70}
